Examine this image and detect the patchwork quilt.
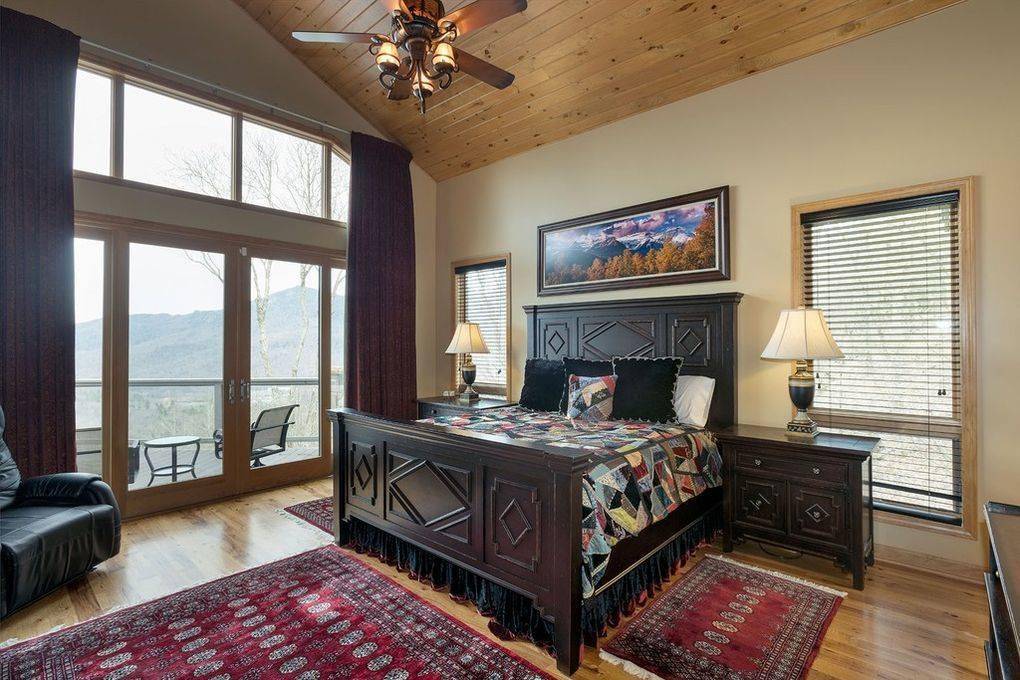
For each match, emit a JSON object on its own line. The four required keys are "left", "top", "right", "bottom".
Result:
{"left": 418, "top": 407, "right": 723, "bottom": 597}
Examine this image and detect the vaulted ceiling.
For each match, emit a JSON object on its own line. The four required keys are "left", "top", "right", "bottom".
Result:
{"left": 235, "top": 0, "right": 959, "bottom": 180}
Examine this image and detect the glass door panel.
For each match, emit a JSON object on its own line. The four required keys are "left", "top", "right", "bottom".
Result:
{"left": 330, "top": 267, "right": 346, "bottom": 408}
{"left": 128, "top": 243, "right": 226, "bottom": 489}
{"left": 74, "top": 237, "right": 105, "bottom": 477}
{"left": 247, "top": 257, "right": 321, "bottom": 468}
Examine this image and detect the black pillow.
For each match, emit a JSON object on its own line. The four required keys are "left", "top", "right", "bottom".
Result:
{"left": 519, "top": 359, "right": 565, "bottom": 412}
{"left": 611, "top": 357, "right": 684, "bottom": 422}
{"left": 559, "top": 357, "right": 613, "bottom": 413}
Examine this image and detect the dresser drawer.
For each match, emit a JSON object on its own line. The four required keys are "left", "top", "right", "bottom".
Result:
{"left": 735, "top": 449, "right": 847, "bottom": 484}
{"left": 418, "top": 403, "right": 466, "bottom": 419}
{"left": 734, "top": 472, "right": 787, "bottom": 534}
{"left": 790, "top": 483, "right": 848, "bottom": 547}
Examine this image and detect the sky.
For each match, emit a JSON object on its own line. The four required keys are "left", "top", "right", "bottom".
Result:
{"left": 75, "top": 239, "right": 321, "bottom": 322}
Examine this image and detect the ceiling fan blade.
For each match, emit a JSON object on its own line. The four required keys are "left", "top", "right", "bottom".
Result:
{"left": 388, "top": 78, "right": 412, "bottom": 100}
{"left": 454, "top": 49, "right": 514, "bottom": 89}
{"left": 291, "top": 31, "right": 377, "bottom": 44}
{"left": 442, "top": 0, "right": 526, "bottom": 37}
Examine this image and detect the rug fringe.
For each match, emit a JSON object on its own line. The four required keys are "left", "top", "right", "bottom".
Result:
{"left": 705, "top": 554, "right": 848, "bottom": 598}
{"left": 274, "top": 507, "right": 335, "bottom": 543}
{"left": 599, "top": 650, "right": 668, "bottom": 680}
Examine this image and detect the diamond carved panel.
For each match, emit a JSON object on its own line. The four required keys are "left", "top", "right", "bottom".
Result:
{"left": 580, "top": 318, "right": 655, "bottom": 360}
{"left": 541, "top": 322, "right": 570, "bottom": 360}
{"left": 498, "top": 498, "right": 532, "bottom": 547}
{"left": 670, "top": 317, "right": 712, "bottom": 368}
{"left": 489, "top": 477, "right": 541, "bottom": 573}
{"left": 347, "top": 441, "right": 378, "bottom": 512}
{"left": 387, "top": 452, "right": 473, "bottom": 543}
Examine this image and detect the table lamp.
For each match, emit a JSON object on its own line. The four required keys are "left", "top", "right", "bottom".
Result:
{"left": 446, "top": 322, "right": 489, "bottom": 402}
{"left": 761, "top": 307, "right": 844, "bottom": 438}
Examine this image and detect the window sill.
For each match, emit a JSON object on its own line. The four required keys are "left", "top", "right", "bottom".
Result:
{"left": 875, "top": 508, "right": 977, "bottom": 540}
{"left": 74, "top": 170, "right": 349, "bottom": 230}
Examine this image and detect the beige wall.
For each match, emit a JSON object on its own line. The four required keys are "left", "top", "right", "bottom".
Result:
{"left": 1, "top": 0, "right": 439, "bottom": 395}
{"left": 436, "top": 0, "right": 1020, "bottom": 565}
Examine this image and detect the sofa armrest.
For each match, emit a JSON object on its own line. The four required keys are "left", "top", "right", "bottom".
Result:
{"left": 14, "top": 472, "right": 119, "bottom": 510}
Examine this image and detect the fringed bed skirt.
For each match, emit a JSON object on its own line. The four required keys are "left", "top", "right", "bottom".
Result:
{"left": 341, "top": 503, "right": 722, "bottom": 651}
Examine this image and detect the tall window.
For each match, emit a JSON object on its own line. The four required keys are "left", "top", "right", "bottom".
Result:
{"left": 72, "top": 64, "right": 350, "bottom": 223}
{"left": 798, "top": 188, "right": 968, "bottom": 526}
{"left": 74, "top": 237, "right": 106, "bottom": 477}
{"left": 453, "top": 257, "right": 509, "bottom": 396}
{"left": 242, "top": 120, "right": 323, "bottom": 217}
{"left": 73, "top": 68, "right": 112, "bottom": 174}
{"left": 124, "top": 84, "right": 233, "bottom": 197}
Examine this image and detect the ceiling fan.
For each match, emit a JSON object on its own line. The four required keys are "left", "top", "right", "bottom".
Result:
{"left": 293, "top": 0, "right": 527, "bottom": 115}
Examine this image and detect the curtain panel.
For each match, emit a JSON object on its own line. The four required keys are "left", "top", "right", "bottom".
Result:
{"left": 0, "top": 8, "right": 80, "bottom": 476}
{"left": 344, "top": 132, "right": 417, "bottom": 419}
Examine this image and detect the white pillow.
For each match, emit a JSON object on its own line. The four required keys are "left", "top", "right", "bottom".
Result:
{"left": 672, "top": 375, "right": 716, "bottom": 428}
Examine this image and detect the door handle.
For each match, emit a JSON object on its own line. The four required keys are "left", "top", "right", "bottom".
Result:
{"left": 227, "top": 379, "right": 236, "bottom": 405}
{"left": 240, "top": 378, "right": 250, "bottom": 402}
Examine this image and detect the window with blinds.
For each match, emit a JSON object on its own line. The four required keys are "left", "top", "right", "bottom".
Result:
{"left": 800, "top": 191, "right": 963, "bottom": 525}
{"left": 454, "top": 258, "right": 508, "bottom": 396}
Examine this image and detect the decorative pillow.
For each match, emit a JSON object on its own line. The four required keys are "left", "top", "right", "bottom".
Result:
{"left": 672, "top": 375, "right": 716, "bottom": 428}
{"left": 518, "top": 358, "right": 565, "bottom": 412}
{"left": 566, "top": 374, "right": 617, "bottom": 424}
{"left": 611, "top": 356, "right": 684, "bottom": 423}
{"left": 559, "top": 358, "right": 613, "bottom": 413}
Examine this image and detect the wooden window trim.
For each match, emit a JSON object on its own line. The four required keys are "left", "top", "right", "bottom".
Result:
{"left": 76, "top": 53, "right": 351, "bottom": 228}
{"left": 791, "top": 177, "right": 977, "bottom": 540}
{"left": 450, "top": 254, "right": 512, "bottom": 397}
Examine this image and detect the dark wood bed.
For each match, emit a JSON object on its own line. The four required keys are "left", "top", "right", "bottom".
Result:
{"left": 327, "top": 292, "right": 742, "bottom": 674}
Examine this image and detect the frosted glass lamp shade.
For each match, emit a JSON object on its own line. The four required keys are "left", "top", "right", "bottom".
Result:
{"left": 761, "top": 308, "right": 843, "bottom": 361}
{"left": 445, "top": 322, "right": 489, "bottom": 355}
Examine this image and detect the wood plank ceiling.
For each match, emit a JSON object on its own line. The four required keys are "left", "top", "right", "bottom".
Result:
{"left": 235, "top": 0, "right": 960, "bottom": 180}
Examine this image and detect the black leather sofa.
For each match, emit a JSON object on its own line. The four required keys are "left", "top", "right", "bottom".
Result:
{"left": 0, "top": 407, "right": 121, "bottom": 619}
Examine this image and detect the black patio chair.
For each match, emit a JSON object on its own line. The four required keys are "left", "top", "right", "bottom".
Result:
{"left": 213, "top": 404, "right": 299, "bottom": 468}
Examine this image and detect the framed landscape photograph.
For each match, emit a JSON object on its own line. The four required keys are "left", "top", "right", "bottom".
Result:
{"left": 537, "top": 186, "right": 730, "bottom": 296}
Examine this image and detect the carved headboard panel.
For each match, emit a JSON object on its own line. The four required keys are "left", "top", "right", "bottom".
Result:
{"left": 524, "top": 293, "right": 742, "bottom": 429}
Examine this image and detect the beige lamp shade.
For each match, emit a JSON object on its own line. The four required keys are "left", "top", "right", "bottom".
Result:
{"left": 761, "top": 307, "right": 844, "bottom": 360}
{"left": 445, "top": 322, "right": 489, "bottom": 355}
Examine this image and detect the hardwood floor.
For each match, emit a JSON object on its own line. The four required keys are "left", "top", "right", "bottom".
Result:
{"left": 0, "top": 478, "right": 988, "bottom": 679}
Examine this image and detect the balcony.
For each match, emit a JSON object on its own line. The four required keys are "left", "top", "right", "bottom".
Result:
{"left": 75, "top": 374, "right": 340, "bottom": 490}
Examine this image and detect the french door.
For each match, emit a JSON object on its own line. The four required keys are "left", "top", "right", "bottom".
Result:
{"left": 234, "top": 248, "right": 333, "bottom": 492}
{"left": 74, "top": 217, "right": 342, "bottom": 518}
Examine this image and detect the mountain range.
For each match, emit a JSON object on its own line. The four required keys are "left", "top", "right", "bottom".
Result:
{"left": 75, "top": 285, "right": 344, "bottom": 380}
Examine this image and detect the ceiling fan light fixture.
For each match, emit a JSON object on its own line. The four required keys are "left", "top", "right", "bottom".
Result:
{"left": 431, "top": 41, "right": 456, "bottom": 73}
{"left": 374, "top": 40, "right": 401, "bottom": 73}
{"left": 412, "top": 71, "right": 436, "bottom": 97}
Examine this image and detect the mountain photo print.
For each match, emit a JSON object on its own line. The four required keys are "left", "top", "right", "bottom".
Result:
{"left": 537, "top": 186, "right": 729, "bottom": 295}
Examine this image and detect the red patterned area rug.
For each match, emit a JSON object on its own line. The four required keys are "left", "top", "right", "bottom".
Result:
{"left": 602, "top": 555, "right": 845, "bottom": 680}
{"left": 284, "top": 496, "right": 333, "bottom": 534}
{"left": 1, "top": 545, "right": 552, "bottom": 679}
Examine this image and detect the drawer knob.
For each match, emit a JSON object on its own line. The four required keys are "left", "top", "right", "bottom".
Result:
{"left": 753, "top": 458, "right": 761, "bottom": 466}
{"left": 812, "top": 467, "right": 820, "bottom": 475}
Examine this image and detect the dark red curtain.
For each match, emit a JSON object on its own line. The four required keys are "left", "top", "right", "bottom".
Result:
{"left": 344, "top": 132, "right": 417, "bottom": 419}
{"left": 0, "top": 8, "right": 80, "bottom": 476}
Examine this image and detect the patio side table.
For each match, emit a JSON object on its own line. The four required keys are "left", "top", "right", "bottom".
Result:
{"left": 142, "top": 435, "right": 201, "bottom": 486}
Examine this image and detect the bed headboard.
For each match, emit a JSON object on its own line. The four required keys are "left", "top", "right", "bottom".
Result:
{"left": 524, "top": 293, "right": 742, "bottom": 429}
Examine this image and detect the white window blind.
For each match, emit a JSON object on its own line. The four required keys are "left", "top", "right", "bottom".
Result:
{"left": 454, "top": 259, "right": 508, "bottom": 395}
{"left": 800, "top": 192, "right": 962, "bottom": 525}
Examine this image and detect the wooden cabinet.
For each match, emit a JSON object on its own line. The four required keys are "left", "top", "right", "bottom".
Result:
{"left": 985, "top": 502, "right": 1020, "bottom": 680}
{"left": 718, "top": 425, "right": 878, "bottom": 590}
{"left": 416, "top": 395, "right": 516, "bottom": 420}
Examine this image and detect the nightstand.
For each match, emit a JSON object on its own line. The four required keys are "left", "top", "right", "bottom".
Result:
{"left": 716, "top": 424, "right": 879, "bottom": 589}
{"left": 416, "top": 395, "right": 516, "bottom": 419}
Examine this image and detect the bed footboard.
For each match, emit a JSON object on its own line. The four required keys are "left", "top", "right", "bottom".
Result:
{"left": 328, "top": 408, "right": 593, "bottom": 674}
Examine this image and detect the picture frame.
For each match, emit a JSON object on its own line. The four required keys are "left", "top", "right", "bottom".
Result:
{"left": 537, "top": 186, "right": 730, "bottom": 296}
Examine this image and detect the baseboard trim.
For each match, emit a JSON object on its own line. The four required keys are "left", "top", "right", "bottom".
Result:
{"left": 876, "top": 543, "right": 984, "bottom": 584}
